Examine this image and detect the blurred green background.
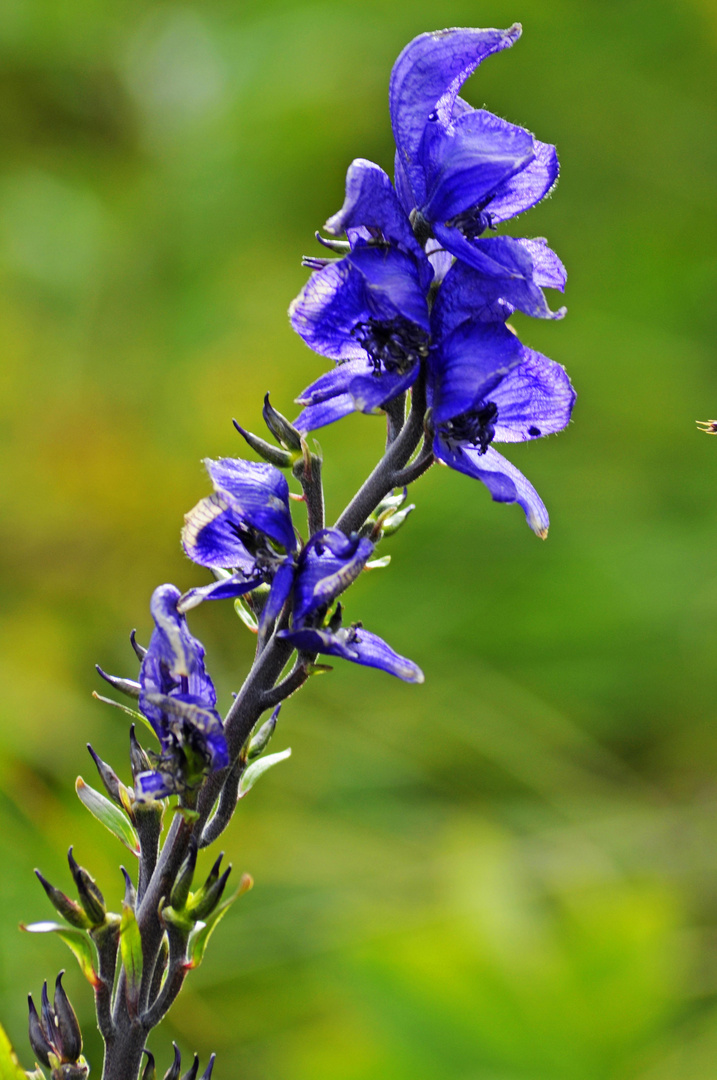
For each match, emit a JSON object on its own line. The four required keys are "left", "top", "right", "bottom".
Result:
{"left": 1, "top": 0, "right": 717, "bottom": 1076}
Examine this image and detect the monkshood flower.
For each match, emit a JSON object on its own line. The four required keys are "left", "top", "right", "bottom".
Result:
{"left": 428, "top": 260, "right": 575, "bottom": 537}
{"left": 390, "top": 25, "right": 560, "bottom": 275}
{"left": 134, "top": 584, "right": 229, "bottom": 799}
{"left": 180, "top": 457, "right": 297, "bottom": 632}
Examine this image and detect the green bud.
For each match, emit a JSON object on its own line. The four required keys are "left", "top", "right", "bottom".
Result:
{"left": 34, "top": 871, "right": 90, "bottom": 931}
{"left": 233, "top": 420, "right": 294, "bottom": 468}
{"left": 170, "top": 840, "right": 198, "bottom": 911}
{"left": 262, "top": 394, "right": 302, "bottom": 451}
{"left": 67, "top": 849, "right": 106, "bottom": 928}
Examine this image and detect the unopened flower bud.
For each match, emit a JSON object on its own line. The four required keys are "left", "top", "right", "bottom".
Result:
{"left": 181, "top": 1055, "right": 199, "bottom": 1080}
{"left": 170, "top": 840, "right": 198, "bottom": 911}
{"left": 86, "top": 744, "right": 124, "bottom": 807}
{"left": 188, "top": 865, "right": 231, "bottom": 922}
{"left": 163, "top": 1043, "right": 182, "bottom": 1080}
{"left": 199, "top": 1056, "right": 216, "bottom": 1080}
{"left": 129, "top": 725, "right": 152, "bottom": 782}
{"left": 232, "top": 420, "right": 293, "bottom": 468}
{"left": 142, "top": 1050, "right": 157, "bottom": 1080}
{"left": 53, "top": 973, "right": 82, "bottom": 1063}
{"left": 121, "top": 867, "right": 136, "bottom": 910}
{"left": 28, "top": 995, "right": 52, "bottom": 1068}
{"left": 34, "top": 871, "right": 90, "bottom": 930}
{"left": 262, "top": 393, "right": 302, "bottom": 451}
{"left": 129, "top": 630, "right": 147, "bottom": 661}
{"left": 95, "top": 666, "right": 141, "bottom": 699}
{"left": 247, "top": 706, "right": 279, "bottom": 761}
{"left": 67, "top": 848, "right": 106, "bottom": 928}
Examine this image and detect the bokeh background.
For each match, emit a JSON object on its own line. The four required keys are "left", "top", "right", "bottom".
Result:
{"left": 1, "top": 0, "right": 717, "bottom": 1076}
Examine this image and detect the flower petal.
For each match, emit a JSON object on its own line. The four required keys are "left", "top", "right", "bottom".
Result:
{"left": 390, "top": 25, "right": 522, "bottom": 187}
{"left": 290, "top": 258, "right": 370, "bottom": 362}
{"left": 517, "top": 237, "right": 566, "bottom": 291}
{"left": 178, "top": 573, "right": 264, "bottom": 613}
{"left": 432, "top": 234, "right": 565, "bottom": 320}
{"left": 325, "top": 158, "right": 430, "bottom": 280}
{"left": 485, "top": 138, "right": 559, "bottom": 223}
{"left": 258, "top": 559, "right": 295, "bottom": 639}
{"left": 293, "top": 531, "right": 374, "bottom": 625}
{"left": 278, "top": 625, "right": 424, "bottom": 683}
{"left": 490, "top": 348, "right": 576, "bottom": 443}
{"left": 430, "top": 319, "right": 523, "bottom": 423}
{"left": 182, "top": 493, "right": 257, "bottom": 571}
{"left": 421, "top": 109, "right": 535, "bottom": 223}
{"left": 205, "top": 458, "right": 296, "bottom": 552}
{"left": 294, "top": 394, "right": 357, "bottom": 433}
{"left": 434, "top": 438, "right": 549, "bottom": 537}
{"left": 349, "top": 361, "right": 420, "bottom": 414}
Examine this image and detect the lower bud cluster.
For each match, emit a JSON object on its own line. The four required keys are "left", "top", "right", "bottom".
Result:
{"left": 28, "top": 974, "right": 87, "bottom": 1080}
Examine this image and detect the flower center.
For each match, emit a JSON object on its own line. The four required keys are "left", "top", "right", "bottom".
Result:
{"left": 439, "top": 401, "right": 498, "bottom": 454}
{"left": 446, "top": 206, "right": 494, "bottom": 241}
{"left": 353, "top": 317, "right": 429, "bottom": 375}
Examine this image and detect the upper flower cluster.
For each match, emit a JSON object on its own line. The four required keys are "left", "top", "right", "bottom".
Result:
{"left": 289, "top": 25, "right": 575, "bottom": 536}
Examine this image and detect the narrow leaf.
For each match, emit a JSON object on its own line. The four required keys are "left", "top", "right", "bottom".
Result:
{"left": 0, "top": 1021, "right": 27, "bottom": 1080}
{"left": 238, "top": 748, "right": 291, "bottom": 798}
{"left": 365, "top": 556, "right": 391, "bottom": 569}
{"left": 92, "top": 692, "right": 157, "bottom": 738}
{"left": 21, "top": 922, "right": 99, "bottom": 987}
{"left": 76, "top": 777, "right": 140, "bottom": 856}
{"left": 185, "top": 889, "right": 239, "bottom": 970}
{"left": 120, "top": 904, "right": 143, "bottom": 1008}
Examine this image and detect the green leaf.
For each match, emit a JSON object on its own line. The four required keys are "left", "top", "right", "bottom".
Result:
{"left": 92, "top": 692, "right": 157, "bottom": 738}
{"left": 185, "top": 883, "right": 245, "bottom": 969}
{"left": 76, "top": 777, "right": 140, "bottom": 855}
{"left": 0, "top": 1021, "right": 27, "bottom": 1080}
{"left": 238, "top": 748, "right": 291, "bottom": 798}
{"left": 366, "top": 555, "right": 391, "bottom": 569}
{"left": 119, "top": 904, "right": 143, "bottom": 1008}
{"left": 234, "top": 595, "right": 259, "bottom": 633}
{"left": 21, "top": 922, "right": 99, "bottom": 987}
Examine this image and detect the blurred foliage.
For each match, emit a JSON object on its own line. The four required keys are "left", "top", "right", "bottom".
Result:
{"left": 1, "top": 0, "right": 717, "bottom": 1077}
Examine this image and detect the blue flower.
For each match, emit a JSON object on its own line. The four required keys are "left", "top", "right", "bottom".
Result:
{"left": 180, "top": 457, "right": 297, "bottom": 612}
{"left": 278, "top": 623, "right": 424, "bottom": 684}
{"left": 135, "top": 584, "right": 229, "bottom": 800}
{"left": 428, "top": 293, "right": 575, "bottom": 537}
{"left": 290, "top": 160, "right": 433, "bottom": 429}
{"left": 390, "top": 26, "right": 560, "bottom": 274}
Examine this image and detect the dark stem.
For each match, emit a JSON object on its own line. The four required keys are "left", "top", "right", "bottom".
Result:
{"left": 142, "top": 929, "right": 188, "bottom": 1029}
{"left": 392, "top": 445, "right": 434, "bottom": 487}
{"left": 296, "top": 448, "right": 325, "bottom": 536}
{"left": 335, "top": 370, "right": 426, "bottom": 535}
{"left": 199, "top": 758, "right": 243, "bottom": 848}
{"left": 385, "top": 393, "right": 406, "bottom": 447}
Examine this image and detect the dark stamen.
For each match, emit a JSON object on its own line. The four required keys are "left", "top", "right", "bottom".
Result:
{"left": 446, "top": 205, "right": 495, "bottom": 241}
{"left": 352, "top": 317, "right": 429, "bottom": 376}
{"left": 440, "top": 401, "right": 498, "bottom": 455}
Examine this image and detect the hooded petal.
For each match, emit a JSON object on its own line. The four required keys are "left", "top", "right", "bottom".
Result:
{"left": 293, "top": 530, "right": 374, "bottom": 625}
{"left": 420, "top": 109, "right": 535, "bottom": 223}
{"left": 390, "top": 25, "right": 522, "bottom": 190}
{"left": 325, "top": 159, "right": 430, "bottom": 283}
{"left": 278, "top": 625, "right": 424, "bottom": 683}
{"left": 182, "top": 493, "right": 257, "bottom": 571}
{"left": 484, "top": 138, "right": 559, "bottom": 223}
{"left": 430, "top": 319, "right": 523, "bottom": 423}
{"left": 258, "top": 558, "right": 296, "bottom": 639}
{"left": 434, "top": 438, "right": 549, "bottom": 537}
{"left": 489, "top": 348, "right": 576, "bottom": 443}
{"left": 147, "top": 584, "right": 206, "bottom": 680}
{"left": 205, "top": 458, "right": 296, "bottom": 553}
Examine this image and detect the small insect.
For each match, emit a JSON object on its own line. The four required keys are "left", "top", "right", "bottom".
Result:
{"left": 696, "top": 420, "right": 717, "bottom": 434}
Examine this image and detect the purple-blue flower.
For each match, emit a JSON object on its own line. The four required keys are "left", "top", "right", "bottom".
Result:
{"left": 390, "top": 26, "right": 560, "bottom": 271}
{"left": 135, "top": 584, "right": 229, "bottom": 799}
{"left": 278, "top": 623, "right": 424, "bottom": 684}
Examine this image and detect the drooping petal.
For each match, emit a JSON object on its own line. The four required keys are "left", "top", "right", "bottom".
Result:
{"left": 431, "top": 234, "right": 565, "bottom": 320}
{"left": 293, "top": 530, "right": 374, "bottom": 625}
{"left": 296, "top": 357, "right": 420, "bottom": 427}
{"left": 390, "top": 25, "right": 522, "bottom": 187}
{"left": 430, "top": 319, "right": 523, "bottom": 423}
{"left": 258, "top": 559, "right": 295, "bottom": 639}
{"left": 182, "top": 493, "right": 257, "bottom": 571}
{"left": 294, "top": 394, "right": 356, "bottom": 433}
{"left": 420, "top": 109, "right": 535, "bottom": 224}
{"left": 434, "top": 438, "right": 549, "bottom": 537}
{"left": 517, "top": 237, "right": 566, "bottom": 291}
{"left": 489, "top": 348, "right": 576, "bottom": 443}
{"left": 178, "top": 572, "right": 264, "bottom": 613}
{"left": 484, "top": 138, "right": 559, "bottom": 223}
{"left": 278, "top": 625, "right": 424, "bottom": 683}
{"left": 205, "top": 458, "right": 296, "bottom": 553}
{"left": 325, "top": 159, "right": 430, "bottom": 282}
